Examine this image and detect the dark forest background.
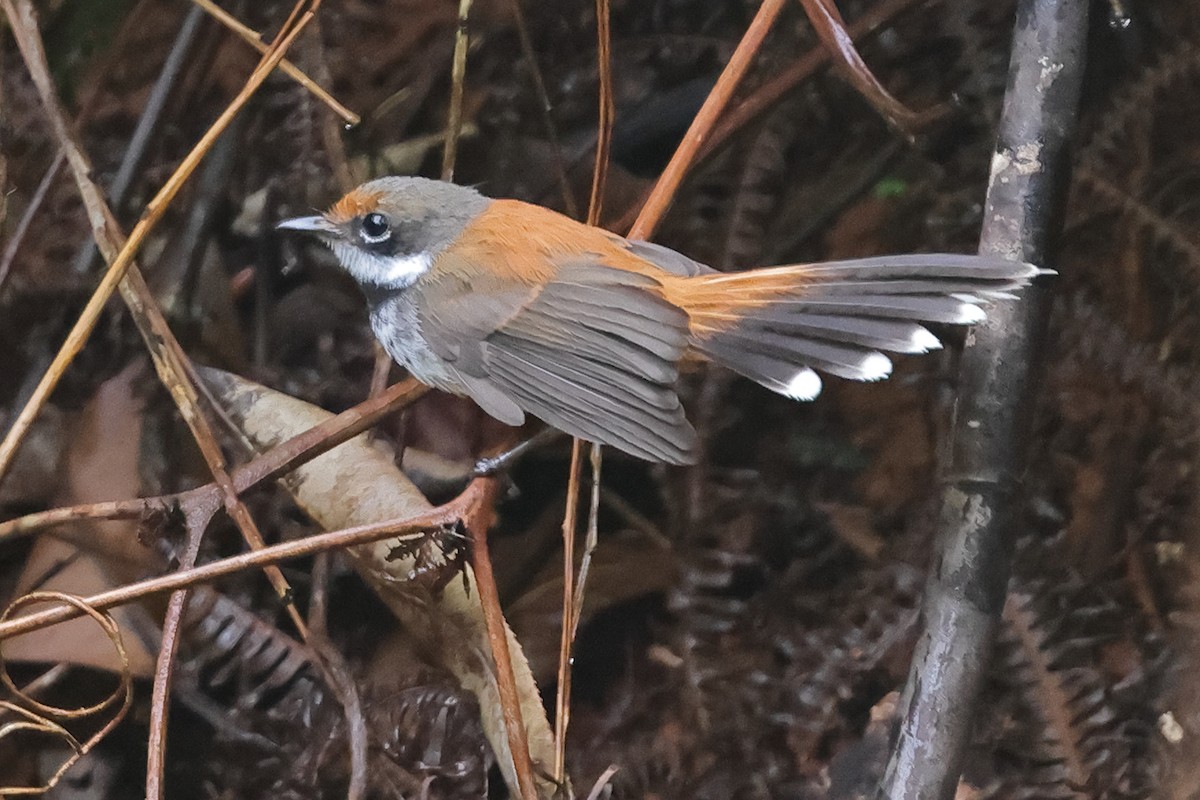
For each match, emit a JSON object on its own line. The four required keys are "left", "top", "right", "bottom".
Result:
{"left": 2, "top": 0, "right": 1199, "bottom": 797}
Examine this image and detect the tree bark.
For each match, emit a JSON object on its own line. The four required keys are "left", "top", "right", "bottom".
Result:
{"left": 877, "top": 1, "right": 1089, "bottom": 797}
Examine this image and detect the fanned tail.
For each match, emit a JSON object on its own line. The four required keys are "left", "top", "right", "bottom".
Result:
{"left": 669, "top": 254, "right": 1044, "bottom": 399}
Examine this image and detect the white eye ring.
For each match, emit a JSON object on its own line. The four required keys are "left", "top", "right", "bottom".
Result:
{"left": 360, "top": 212, "right": 391, "bottom": 244}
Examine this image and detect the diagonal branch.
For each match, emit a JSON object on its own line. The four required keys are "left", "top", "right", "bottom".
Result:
{"left": 877, "top": 1, "right": 1089, "bottom": 797}
{"left": 0, "top": 479, "right": 493, "bottom": 643}
{"left": 0, "top": 0, "right": 321, "bottom": 633}
{"left": 795, "top": 0, "right": 941, "bottom": 135}
{"left": 0, "top": 379, "right": 429, "bottom": 546}
{"left": 0, "top": 0, "right": 314, "bottom": 487}
{"left": 627, "top": 0, "right": 787, "bottom": 240}
{"left": 188, "top": 0, "right": 359, "bottom": 124}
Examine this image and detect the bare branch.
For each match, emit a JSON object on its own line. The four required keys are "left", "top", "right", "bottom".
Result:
{"left": 878, "top": 1, "right": 1090, "bottom": 797}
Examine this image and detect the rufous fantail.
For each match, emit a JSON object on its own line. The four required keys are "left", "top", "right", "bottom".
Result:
{"left": 279, "top": 177, "right": 1042, "bottom": 464}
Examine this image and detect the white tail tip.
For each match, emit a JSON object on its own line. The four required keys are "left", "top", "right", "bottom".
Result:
{"left": 910, "top": 326, "right": 943, "bottom": 353}
{"left": 858, "top": 352, "right": 893, "bottom": 382}
{"left": 784, "top": 368, "right": 823, "bottom": 400}
{"left": 956, "top": 303, "right": 987, "bottom": 324}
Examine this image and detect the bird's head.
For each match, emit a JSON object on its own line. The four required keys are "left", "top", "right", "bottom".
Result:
{"left": 277, "top": 176, "right": 489, "bottom": 289}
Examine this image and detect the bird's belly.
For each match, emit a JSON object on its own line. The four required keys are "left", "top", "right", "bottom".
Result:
{"left": 368, "top": 295, "right": 462, "bottom": 393}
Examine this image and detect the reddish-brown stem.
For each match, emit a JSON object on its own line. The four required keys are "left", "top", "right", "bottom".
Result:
{"left": 467, "top": 480, "right": 539, "bottom": 800}
{"left": 0, "top": 481, "right": 485, "bottom": 642}
{"left": 609, "top": 0, "right": 923, "bottom": 235}
{"left": 626, "top": 0, "right": 787, "bottom": 240}
{"left": 554, "top": 437, "right": 585, "bottom": 780}
{"left": 146, "top": 496, "right": 219, "bottom": 800}
{"left": 0, "top": 379, "right": 430, "bottom": 544}
{"left": 709, "top": 0, "right": 923, "bottom": 159}
{"left": 0, "top": 497, "right": 176, "bottom": 542}
{"left": 796, "top": 0, "right": 937, "bottom": 135}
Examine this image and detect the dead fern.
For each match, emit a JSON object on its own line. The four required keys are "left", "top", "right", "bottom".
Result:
{"left": 1080, "top": 39, "right": 1200, "bottom": 169}
{"left": 180, "top": 585, "right": 318, "bottom": 708}
{"left": 183, "top": 587, "right": 490, "bottom": 799}
{"left": 201, "top": 675, "right": 490, "bottom": 800}
{"left": 964, "top": 553, "right": 1160, "bottom": 800}
{"left": 1069, "top": 36, "right": 1200, "bottom": 341}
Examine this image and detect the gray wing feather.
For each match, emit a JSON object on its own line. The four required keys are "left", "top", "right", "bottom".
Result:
{"left": 417, "top": 262, "right": 697, "bottom": 463}
{"left": 619, "top": 239, "right": 715, "bottom": 277}
{"left": 486, "top": 340, "right": 697, "bottom": 463}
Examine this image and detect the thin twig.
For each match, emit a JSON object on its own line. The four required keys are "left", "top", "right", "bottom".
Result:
{"left": 70, "top": 4, "right": 208, "bottom": 278}
{"left": 0, "top": 496, "right": 179, "bottom": 543}
{"left": 309, "top": 552, "right": 331, "bottom": 636}
{"left": 188, "top": 0, "right": 358, "bottom": 124}
{"left": 877, "top": 0, "right": 1088, "bottom": 796}
{"left": 441, "top": 0, "right": 474, "bottom": 181}
{"left": 507, "top": 0, "right": 578, "bottom": 217}
{"left": 0, "top": 480, "right": 489, "bottom": 642}
{"left": 609, "top": 0, "right": 923, "bottom": 235}
{"left": 0, "top": 0, "right": 317, "bottom": 484}
{"left": 467, "top": 481, "right": 539, "bottom": 800}
{"left": 146, "top": 496, "right": 220, "bottom": 800}
{"left": 626, "top": 0, "right": 787, "bottom": 240}
{"left": 553, "top": 0, "right": 615, "bottom": 781}
{"left": 571, "top": 444, "right": 603, "bottom": 637}
{"left": 585, "top": 765, "right": 620, "bottom": 800}
{"left": 703, "top": 0, "right": 925, "bottom": 161}
{"left": 795, "top": 0, "right": 940, "bottom": 135}
{"left": 553, "top": 437, "right": 584, "bottom": 781}
{"left": 586, "top": 0, "right": 614, "bottom": 226}
{"left": 0, "top": 378, "right": 430, "bottom": 544}
{"left": 0, "top": 152, "right": 61, "bottom": 294}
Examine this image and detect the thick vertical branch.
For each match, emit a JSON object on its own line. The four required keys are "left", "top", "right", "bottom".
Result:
{"left": 877, "top": 1, "right": 1088, "bottom": 798}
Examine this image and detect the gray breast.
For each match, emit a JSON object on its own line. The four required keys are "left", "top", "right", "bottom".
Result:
{"left": 366, "top": 290, "right": 461, "bottom": 392}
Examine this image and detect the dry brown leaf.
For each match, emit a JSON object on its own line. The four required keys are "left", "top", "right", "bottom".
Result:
{"left": 506, "top": 531, "right": 678, "bottom": 680}
{"left": 4, "top": 538, "right": 157, "bottom": 678}
{"left": 814, "top": 502, "right": 884, "bottom": 561}
{"left": 198, "top": 366, "right": 557, "bottom": 799}
{"left": 6, "top": 364, "right": 158, "bottom": 677}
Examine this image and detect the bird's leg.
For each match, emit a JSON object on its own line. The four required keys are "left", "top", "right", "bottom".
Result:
{"left": 472, "top": 428, "right": 567, "bottom": 476}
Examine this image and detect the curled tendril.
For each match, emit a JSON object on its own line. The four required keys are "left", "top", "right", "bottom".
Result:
{"left": 0, "top": 591, "right": 134, "bottom": 795}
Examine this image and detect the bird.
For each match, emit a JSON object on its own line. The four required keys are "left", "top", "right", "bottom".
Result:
{"left": 278, "top": 176, "right": 1043, "bottom": 465}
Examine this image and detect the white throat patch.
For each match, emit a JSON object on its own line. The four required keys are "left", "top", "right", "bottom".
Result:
{"left": 331, "top": 242, "right": 432, "bottom": 289}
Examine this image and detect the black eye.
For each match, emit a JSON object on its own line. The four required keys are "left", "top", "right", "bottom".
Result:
{"left": 360, "top": 212, "right": 390, "bottom": 243}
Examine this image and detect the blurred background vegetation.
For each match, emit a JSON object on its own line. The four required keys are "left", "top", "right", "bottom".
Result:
{"left": 2, "top": 0, "right": 1200, "bottom": 796}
